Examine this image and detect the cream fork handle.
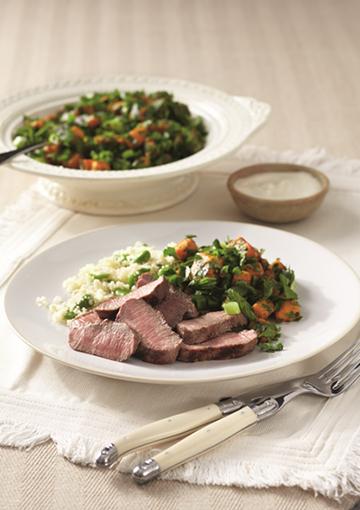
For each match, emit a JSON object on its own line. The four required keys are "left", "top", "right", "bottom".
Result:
{"left": 132, "top": 406, "right": 258, "bottom": 483}
{"left": 96, "top": 403, "right": 223, "bottom": 467}
{"left": 114, "top": 404, "right": 222, "bottom": 457}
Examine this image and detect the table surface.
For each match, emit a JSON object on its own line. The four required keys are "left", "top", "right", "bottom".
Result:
{"left": 1, "top": 1, "right": 360, "bottom": 509}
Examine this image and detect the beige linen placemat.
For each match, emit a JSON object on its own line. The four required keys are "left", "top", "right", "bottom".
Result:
{"left": 0, "top": 146, "right": 360, "bottom": 500}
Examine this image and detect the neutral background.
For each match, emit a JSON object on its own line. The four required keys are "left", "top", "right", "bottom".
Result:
{"left": 1, "top": 1, "right": 360, "bottom": 509}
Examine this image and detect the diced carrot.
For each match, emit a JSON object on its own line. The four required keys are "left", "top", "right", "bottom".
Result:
{"left": 87, "top": 116, "right": 101, "bottom": 128}
{"left": 200, "top": 253, "right": 224, "bottom": 266}
{"left": 252, "top": 299, "right": 275, "bottom": 320}
{"left": 43, "top": 144, "right": 59, "bottom": 154}
{"left": 260, "top": 258, "right": 269, "bottom": 270}
{"left": 247, "top": 262, "right": 264, "bottom": 277}
{"left": 70, "top": 126, "right": 85, "bottom": 139}
{"left": 107, "top": 100, "right": 123, "bottom": 112}
{"left": 129, "top": 127, "right": 146, "bottom": 144}
{"left": 81, "top": 105, "right": 95, "bottom": 114}
{"left": 42, "top": 113, "right": 57, "bottom": 122}
{"left": 139, "top": 106, "right": 147, "bottom": 119}
{"left": 81, "top": 159, "right": 93, "bottom": 170}
{"left": 31, "top": 119, "right": 45, "bottom": 129}
{"left": 275, "top": 300, "right": 301, "bottom": 322}
{"left": 152, "top": 120, "right": 169, "bottom": 132}
{"left": 271, "top": 258, "right": 286, "bottom": 272}
{"left": 114, "top": 135, "right": 132, "bottom": 147}
{"left": 92, "top": 160, "right": 110, "bottom": 170}
{"left": 66, "top": 154, "right": 81, "bottom": 169}
{"left": 94, "top": 135, "right": 107, "bottom": 145}
{"left": 264, "top": 268, "right": 275, "bottom": 279}
{"left": 175, "top": 238, "right": 198, "bottom": 260}
{"left": 143, "top": 153, "right": 151, "bottom": 166}
{"left": 232, "top": 270, "right": 252, "bottom": 285}
{"left": 230, "top": 236, "right": 260, "bottom": 259}
{"left": 195, "top": 254, "right": 223, "bottom": 278}
{"left": 80, "top": 159, "right": 110, "bottom": 170}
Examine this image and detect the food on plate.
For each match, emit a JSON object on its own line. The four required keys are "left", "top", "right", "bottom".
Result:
{"left": 178, "top": 330, "right": 258, "bottom": 362}
{"left": 176, "top": 311, "right": 247, "bottom": 345}
{"left": 13, "top": 90, "right": 207, "bottom": 170}
{"left": 117, "top": 298, "right": 183, "bottom": 364}
{"left": 37, "top": 235, "right": 302, "bottom": 364}
{"left": 95, "top": 276, "right": 169, "bottom": 320}
{"left": 69, "top": 319, "right": 138, "bottom": 361}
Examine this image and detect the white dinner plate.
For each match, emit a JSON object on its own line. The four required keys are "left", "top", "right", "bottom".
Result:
{"left": 4, "top": 222, "right": 360, "bottom": 384}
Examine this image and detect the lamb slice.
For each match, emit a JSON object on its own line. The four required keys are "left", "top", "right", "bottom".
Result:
{"left": 69, "top": 319, "right": 138, "bottom": 362}
{"left": 176, "top": 311, "right": 247, "bottom": 345}
{"left": 117, "top": 298, "right": 182, "bottom": 364}
{"left": 135, "top": 272, "right": 155, "bottom": 288}
{"left": 178, "top": 330, "right": 257, "bottom": 362}
{"left": 95, "top": 276, "right": 170, "bottom": 319}
{"left": 75, "top": 310, "right": 101, "bottom": 324}
{"left": 155, "top": 287, "right": 199, "bottom": 327}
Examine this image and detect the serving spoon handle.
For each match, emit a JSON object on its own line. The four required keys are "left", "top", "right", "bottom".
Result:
{"left": 0, "top": 141, "right": 46, "bottom": 165}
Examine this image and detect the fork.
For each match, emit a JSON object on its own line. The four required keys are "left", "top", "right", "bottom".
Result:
{"left": 127, "top": 340, "right": 360, "bottom": 483}
{"left": 0, "top": 141, "right": 46, "bottom": 165}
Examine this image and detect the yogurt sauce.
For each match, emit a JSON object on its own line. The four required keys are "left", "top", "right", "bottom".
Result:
{"left": 234, "top": 171, "right": 322, "bottom": 200}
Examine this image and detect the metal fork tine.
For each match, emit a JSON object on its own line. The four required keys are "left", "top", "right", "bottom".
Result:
{"left": 332, "top": 361, "right": 360, "bottom": 391}
{"left": 319, "top": 342, "right": 360, "bottom": 382}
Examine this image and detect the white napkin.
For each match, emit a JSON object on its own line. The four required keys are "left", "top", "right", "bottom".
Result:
{"left": 1, "top": 145, "right": 360, "bottom": 501}
{"left": 0, "top": 182, "right": 72, "bottom": 287}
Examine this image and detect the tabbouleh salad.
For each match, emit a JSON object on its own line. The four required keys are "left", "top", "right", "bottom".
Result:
{"left": 38, "top": 235, "right": 302, "bottom": 354}
{"left": 13, "top": 90, "right": 207, "bottom": 170}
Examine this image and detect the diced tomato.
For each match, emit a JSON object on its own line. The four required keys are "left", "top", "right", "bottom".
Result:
{"left": 81, "top": 159, "right": 110, "bottom": 170}
{"left": 92, "top": 160, "right": 110, "bottom": 170}
{"left": 66, "top": 154, "right": 81, "bottom": 169}
{"left": 139, "top": 106, "right": 147, "bottom": 119}
{"left": 107, "top": 100, "right": 123, "bottom": 113}
{"left": 87, "top": 116, "right": 101, "bottom": 129}
{"left": 81, "top": 105, "right": 95, "bottom": 114}
{"left": 114, "top": 135, "right": 132, "bottom": 147}
{"left": 129, "top": 127, "right": 147, "bottom": 144}
{"left": 43, "top": 144, "right": 59, "bottom": 154}
{"left": 81, "top": 159, "right": 93, "bottom": 170}
{"left": 71, "top": 126, "right": 85, "bottom": 139}
{"left": 143, "top": 153, "right": 151, "bottom": 166}
{"left": 30, "top": 119, "right": 45, "bottom": 129}
{"left": 94, "top": 135, "right": 107, "bottom": 145}
{"left": 42, "top": 113, "right": 57, "bottom": 122}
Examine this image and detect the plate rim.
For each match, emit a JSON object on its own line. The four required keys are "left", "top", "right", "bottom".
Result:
{"left": 4, "top": 221, "right": 360, "bottom": 384}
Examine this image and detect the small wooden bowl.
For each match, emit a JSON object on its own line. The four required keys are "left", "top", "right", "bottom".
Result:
{"left": 227, "top": 163, "right": 329, "bottom": 223}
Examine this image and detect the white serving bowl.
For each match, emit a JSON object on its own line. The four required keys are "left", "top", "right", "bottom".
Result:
{"left": 0, "top": 76, "right": 270, "bottom": 215}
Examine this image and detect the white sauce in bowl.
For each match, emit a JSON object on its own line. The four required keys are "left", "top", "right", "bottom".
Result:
{"left": 234, "top": 171, "right": 323, "bottom": 200}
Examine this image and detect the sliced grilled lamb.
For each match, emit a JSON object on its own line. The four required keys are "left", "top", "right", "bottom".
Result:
{"left": 178, "top": 330, "right": 257, "bottom": 362}
{"left": 75, "top": 310, "right": 101, "bottom": 324}
{"left": 176, "top": 311, "right": 247, "bottom": 345}
{"left": 69, "top": 319, "right": 139, "bottom": 361}
{"left": 156, "top": 287, "right": 199, "bottom": 327}
{"left": 95, "top": 276, "right": 169, "bottom": 319}
{"left": 135, "top": 272, "right": 155, "bottom": 288}
{"left": 117, "top": 298, "right": 182, "bottom": 364}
